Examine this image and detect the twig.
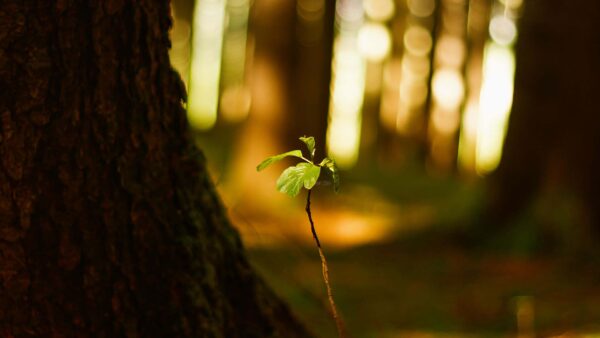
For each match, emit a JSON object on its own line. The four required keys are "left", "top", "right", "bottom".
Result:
{"left": 305, "top": 190, "right": 346, "bottom": 338}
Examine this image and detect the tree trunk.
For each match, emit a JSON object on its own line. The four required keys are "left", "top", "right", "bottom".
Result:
{"left": 289, "top": 0, "right": 335, "bottom": 158}
{"left": 486, "top": 0, "right": 600, "bottom": 236}
{"left": 0, "top": 1, "right": 311, "bottom": 337}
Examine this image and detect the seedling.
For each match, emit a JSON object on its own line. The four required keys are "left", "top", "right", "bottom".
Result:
{"left": 257, "top": 136, "right": 346, "bottom": 338}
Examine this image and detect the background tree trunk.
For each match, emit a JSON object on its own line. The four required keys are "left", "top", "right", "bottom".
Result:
{"left": 486, "top": 0, "right": 600, "bottom": 239}
{"left": 288, "top": 0, "right": 335, "bottom": 158}
{"left": 0, "top": 1, "right": 311, "bottom": 337}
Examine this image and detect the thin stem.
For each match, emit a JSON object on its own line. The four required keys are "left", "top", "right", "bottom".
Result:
{"left": 300, "top": 156, "right": 312, "bottom": 163}
{"left": 305, "top": 190, "right": 346, "bottom": 338}
{"left": 306, "top": 190, "right": 321, "bottom": 247}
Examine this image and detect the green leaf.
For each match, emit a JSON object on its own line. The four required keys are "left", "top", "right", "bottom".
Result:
{"left": 299, "top": 136, "right": 316, "bottom": 159}
{"left": 256, "top": 150, "right": 303, "bottom": 171}
{"left": 319, "top": 158, "right": 340, "bottom": 193}
{"left": 276, "top": 163, "right": 321, "bottom": 197}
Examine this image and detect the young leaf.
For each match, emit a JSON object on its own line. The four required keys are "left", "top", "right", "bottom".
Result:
{"left": 299, "top": 136, "right": 316, "bottom": 159}
{"left": 319, "top": 158, "right": 340, "bottom": 193}
{"left": 256, "top": 150, "right": 303, "bottom": 171}
{"left": 276, "top": 162, "right": 321, "bottom": 197}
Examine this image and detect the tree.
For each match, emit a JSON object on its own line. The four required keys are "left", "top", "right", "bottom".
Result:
{"left": 0, "top": 1, "right": 311, "bottom": 336}
{"left": 485, "top": 0, "right": 600, "bottom": 244}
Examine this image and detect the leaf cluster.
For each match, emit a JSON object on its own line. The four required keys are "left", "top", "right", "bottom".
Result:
{"left": 256, "top": 136, "right": 340, "bottom": 197}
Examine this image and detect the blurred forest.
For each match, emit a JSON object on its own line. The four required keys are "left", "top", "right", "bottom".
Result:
{"left": 170, "top": 0, "right": 600, "bottom": 336}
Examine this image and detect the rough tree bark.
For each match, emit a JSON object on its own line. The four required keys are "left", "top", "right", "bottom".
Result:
{"left": 0, "top": 1, "right": 311, "bottom": 337}
{"left": 486, "top": 0, "right": 600, "bottom": 238}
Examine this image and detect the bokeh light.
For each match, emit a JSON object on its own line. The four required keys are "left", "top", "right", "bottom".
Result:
{"left": 220, "top": 85, "right": 251, "bottom": 122}
{"left": 327, "top": 0, "right": 365, "bottom": 168}
{"left": 363, "top": 0, "right": 396, "bottom": 22}
{"left": 407, "top": 0, "right": 436, "bottom": 18}
{"left": 297, "top": 0, "right": 325, "bottom": 21}
{"left": 435, "top": 35, "right": 466, "bottom": 68}
{"left": 187, "top": 0, "right": 227, "bottom": 130}
{"left": 489, "top": 15, "right": 517, "bottom": 45}
{"left": 403, "top": 25, "right": 433, "bottom": 57}
{"left": 358, "top": 23, "right": 392, "bottom": 62}
{"left": 476, "top": 41, "right": 516, "bottom": 174}
{"left": 432, "top": 68, "right": 465, "bottom": 111}
{"left": 174, "top": 0, "right": 600, "bottom": 336}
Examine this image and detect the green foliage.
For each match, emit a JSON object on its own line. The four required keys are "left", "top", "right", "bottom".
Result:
{"left": 319, "top": 158, "right": 340, "bottom": 193}
{"left": 299, "top": 136, "right": 316, "bottom": 159}
{"left": 276, "top": 163, "right": 321, "bottom": 197}
{"left": 257, "top": 136, "right": 340, "bottom": 197}
{"left": 257, "top": 136, "right": 346, "bottom": 337}
{"left": 256, "top": 150, "right": 303, "bottom": 171}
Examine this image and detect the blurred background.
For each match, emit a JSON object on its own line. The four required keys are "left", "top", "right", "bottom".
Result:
{"left": 169, "top": 0, "right": 600, "bottom": 336}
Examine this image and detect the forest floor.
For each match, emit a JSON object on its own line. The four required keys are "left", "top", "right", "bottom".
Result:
{"left": 248, "top": 236, "right": 600, "bottom": 338}
{"left": 226, "top": 169, "right": 600, "bottom": 338}
{"left": 199, "top": 134, "right": 600, "bottom": 337}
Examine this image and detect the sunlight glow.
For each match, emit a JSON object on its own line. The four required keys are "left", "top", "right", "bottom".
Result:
{"left": 364, "top": 0, "right": 395, "bottom": 21}
{"left": 327, "top": 0, "right": 365, "bottom": 168}
{"left": 436, "top": 35, "right": 466, "bottom": 68}
{"left": 425, "top": 0, "right": 469, "bottom": 170}
{"left": 402, "top": 52, "right": 431, "bottom": 78}
{"left": 431, "top": 107, "right": 460, "bottom": 135}
{"left": 403, "top": 26, "right": 433, "bottom": 57}
{"left": 457, "top": 100, "right": 479, "bottom": 170}
{"left": 328, "top": 116, "right": 362, "bottom": 166}
{"left": 379, "top": 58, "right": 401, "bottom": 130}
{"left": 396, "top": 57, "right": 429, "bottom": 132}
{"left": 327, "top": 39, "right": 365, "bottom": 168}
{"left": 499, "top": 0, "right": 523, "bottom": 10}
{"left": 358, "top": 23, "right": 392, "bottom": 62}
{"left": 458, "top": 0, "right": 521, "bottom": 174}
{"left": 476, "top": 42, "right": 515, "bottom": 174}
{"left": 489, "top": 15, "right": 517, "bottom": 46}
{"left": 396, "top": 24, "right": 432, "bottom": 133}
{"left": 329, "top": 215, "right": 388, "bottom": 247}
{"left": 187, "top": 0, "right": 227, "bottom": 130}
{"left": 432, "top": 68, "right": 464, "bottom": 112}
{"left": 220, "top": 85, "right": 251, "bottom": 122}
{"left": 220, "top": 0, "right": 251, "bottom": 123}
{"left": 400, "top": 78, "right": 428, "bottom": 108}
{"left": 407, "top": 0, "right": 435, "bottom": 18}
{"left": 336, "top": 0, "right": 364, "bottom": 23}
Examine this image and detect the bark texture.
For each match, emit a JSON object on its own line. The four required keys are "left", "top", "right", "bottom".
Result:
{"left": 0, "top": 1, "right": 311, "bottom": 337}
